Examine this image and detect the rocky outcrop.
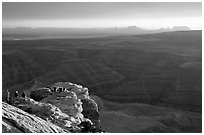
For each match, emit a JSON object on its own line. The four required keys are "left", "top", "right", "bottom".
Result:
{"left": 27, "top": 82, "right": 100, "bottom": 127}
{"left": 2, "top": 82, "right": 104, "bottom": 133}
{"left": 2, "top": 84, "right": 104, "bottom": 133}
{"left": 30, "top": 87, "right": 52, "bottom": 101}
{"left": 40, "top": 91, "right": 84, "bottom": 122}
{"left": 12, "top": 97, "right": 82, "bottom": 130}
{"left": 47, "top": 82, "right": 100, "bottom": 127}
{"left": 2, "top": 102, "right": 68, "bottom": 133}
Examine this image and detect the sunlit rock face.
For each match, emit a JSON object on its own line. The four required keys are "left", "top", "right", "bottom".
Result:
{"left": 27, "top": 81, "right": 100, "bottom": 126}
{"left": 2, "top": 102, "right": 68, "bottom": 133}
{"left": 48, "top": 82, "right": 100, "bottom": 127}
{"left": 12, "top": 97, "right": 80, "bottom": 130}
{"left": 41, "top": 91, "right": 83, "bottom": 121}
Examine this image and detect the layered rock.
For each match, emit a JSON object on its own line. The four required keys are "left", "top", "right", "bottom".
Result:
{"left": 12, "top": 97, "right": 81, "bottom": 130}
{"left": 2, "top": 120, "right": 22, "bottom": 133}
{"left": 47, "top": 82, "right": 100, "bottom": 127}
{"left": 2, "top": 102, "right": 68, "bottom": 133}
{"left": 2, "top": 82, "right": 103, "bottom": 133}
{"left": 103, "top": 78, "right": 175, "bottom": 103}
{"left": 41, "top": 91, "right": 84, "bottom": 122}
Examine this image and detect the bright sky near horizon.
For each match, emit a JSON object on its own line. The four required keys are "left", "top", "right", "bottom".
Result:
{"left": 2, "top": 2, "right": 202, "bottom": 29}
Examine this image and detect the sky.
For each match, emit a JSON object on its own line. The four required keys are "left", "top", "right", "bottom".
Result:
{"left": 2, "top": 2, "right": 202, "bottom": 29}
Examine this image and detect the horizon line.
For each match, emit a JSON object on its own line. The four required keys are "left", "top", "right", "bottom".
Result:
{"left": 3, "top": 25, "right": 200, "bottom": 30}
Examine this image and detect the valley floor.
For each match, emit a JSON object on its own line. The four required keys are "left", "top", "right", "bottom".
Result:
{"left": 91, "top": 95, "right": 202, "bottom": 133}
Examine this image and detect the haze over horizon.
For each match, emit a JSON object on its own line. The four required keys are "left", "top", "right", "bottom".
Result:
{"left": 2, "top": 2, "right": 202, "bottom": 30}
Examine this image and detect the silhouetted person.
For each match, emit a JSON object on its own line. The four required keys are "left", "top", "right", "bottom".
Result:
{"left": 64, "top": 88, "right": 67, "bottom": 92}
{"left": 15, "top": 91, "right": 19, "bottom": 98}
{"left": 62, "top": 87, "right": 66, "bottom": 92}
{"left": 59, "top": 87, "right": 63, "bottom": 92}
{"left": 22, "top": 92, "right": 26, "bottom": 98}
{"left": 56, "top": 87, "right": 59, "bottom": 92}
{"left": 53, "top": 87, "right": 57, "bottom": 92}
{"left": 6, "top": 90, "right": 10, "bottom": 104}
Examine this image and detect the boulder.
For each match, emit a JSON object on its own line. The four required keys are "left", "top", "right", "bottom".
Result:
{"left": 81, "top": 98, "right": 100, "bottom": 127}
{"left": 30, "top": 87, "right": 51, "bottom": 101}
{"left": 81, "top": 98, "right": 98, "bottom": 111}
{"left": 2, "top": 102, "right": 68, "bottom": 133}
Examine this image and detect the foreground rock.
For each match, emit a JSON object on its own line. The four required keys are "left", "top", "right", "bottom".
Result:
{"left": 2, "top": 82, "right": 103, "bottom": 133}
{"left": 2, "top": 102, "right": 68, "bottom": 133}
{"left": 26, "top": 82, "right": 100, "bottom": 128}
{"left": 12, "top": 97, "right": 82, "bottom": 130}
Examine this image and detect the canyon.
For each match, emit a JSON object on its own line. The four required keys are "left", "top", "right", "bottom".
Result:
{"left": 2, "top": 30, "right": 202, "bottom": 132}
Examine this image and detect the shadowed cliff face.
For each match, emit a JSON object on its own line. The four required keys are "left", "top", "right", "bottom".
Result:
{"left": 2, "top": 31, "right": 202, "bottom": 113}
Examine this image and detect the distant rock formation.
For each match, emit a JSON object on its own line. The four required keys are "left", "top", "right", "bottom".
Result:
{"left": 172, "top": 26, "right": 190, "bottom": 31}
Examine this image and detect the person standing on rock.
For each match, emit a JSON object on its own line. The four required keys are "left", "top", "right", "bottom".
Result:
{"left": 62, "top": 87, "right": 66, "bottom": 92}
{"left": 64, "top": 88, "right": 67, "bottom": 92}
{"left": 22, "top": 91, "right": 27, "bottom": 98}
{"left": 53, "top": 87, "right": 56, "bottom": 93}
{"left": 59, "top": 87, "right": 63, "bottom": 92}
{"left": 55, "top": 87, "right": 59, "bottom": 92}
{"left": 6, "top": 90, "right": 11, "bottom": 104}
{"left": 15, "top": 91, "right": 19, "bottom": 98}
